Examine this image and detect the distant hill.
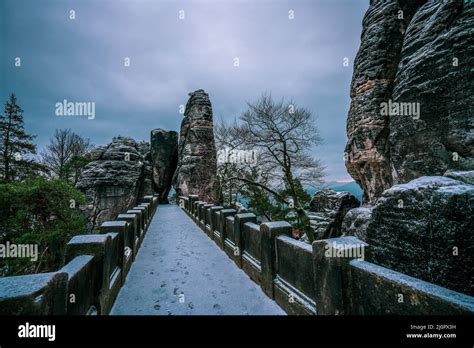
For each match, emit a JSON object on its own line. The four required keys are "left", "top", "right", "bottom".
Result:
{"left": 305, "top": 181, "right": 363, "bottom": 202}
{"left": 235, "top": 181, "right": 364, "bottom": 207}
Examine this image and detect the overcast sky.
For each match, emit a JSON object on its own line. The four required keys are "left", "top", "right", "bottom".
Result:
{"left": 1, "top": 0, "right": 368, "bottom": 182}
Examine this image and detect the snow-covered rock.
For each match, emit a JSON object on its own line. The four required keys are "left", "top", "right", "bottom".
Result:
{"left": 364, "top": 176, "right": 474, "bottom": 296}
{"left": 307, "top": 189, "right": 360, "bottom": 240}
{"left": 341, "top": 207, "right": 372, "bottom": 241}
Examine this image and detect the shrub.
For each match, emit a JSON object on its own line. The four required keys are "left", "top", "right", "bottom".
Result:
{"left": 0, "top": 176, "right": 86, "bottom": 275}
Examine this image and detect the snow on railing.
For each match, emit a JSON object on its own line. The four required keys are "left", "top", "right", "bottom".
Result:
{"left": 0, "top": 196, "right": 159, "bottom": 315}
{"left": 178, "top": 195, "right": 474, "bottom": 315}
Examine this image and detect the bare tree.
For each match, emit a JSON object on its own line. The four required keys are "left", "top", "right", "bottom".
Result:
{"left": 216, "top": 94, "right": 325, "bottom": 242}
{"left": 42, "top": 129, "right": 92, "bottom": 184}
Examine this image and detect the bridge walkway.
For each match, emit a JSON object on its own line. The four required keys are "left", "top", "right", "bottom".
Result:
{"left": 111, "top": 204, "right": 284, "bottom": 315}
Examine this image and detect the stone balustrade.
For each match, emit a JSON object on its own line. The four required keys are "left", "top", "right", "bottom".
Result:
{"left": 0, "top": 195, "right": 159, "bottom": 315}
{"left": 178, "top": 195, "right": 474, "bottom": 315}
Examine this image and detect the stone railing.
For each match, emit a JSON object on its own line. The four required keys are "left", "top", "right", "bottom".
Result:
{"left": 179, "top": 195, "right": 474, "bottom": 315}
{"left": 0, "top": 195, "right": 159, "bottom": 315}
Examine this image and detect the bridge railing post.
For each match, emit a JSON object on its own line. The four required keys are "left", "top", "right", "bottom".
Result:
{"left": 65, "top": 233, "right": 120, "bottom": 315}
{"left": 234, "top": 213, "right": 257, "bottom": 268}
{"left": 133, "top": 206, "right": 148, "bottom": 231}
{"left": 260, "top": 221, "right": 292, "bottom": 299}
{"left": 100, "top": 220, "right": 132, "bottom": 283}
{"left": 0, "top": 272, "right": 68, "bottom": 315}
{"left": 204, "top": 205, "right": 212, "bottom": 235}
{"left": 137, "top": 202, "right": 151, "bottom": 225}
{"left": 189, "top": 195, "right": 199, "bottom": 213}
{"left": 198, "top": 202, "right": 208, "bottom": 231}
{"left": 59, "top": 255, "right": 95, "bottom": 315}
{"left": 117, "top": 213, "right": 140, "bottom": 260}
{"left": 143, "top": 195, "right": 159, "bottom": 216}
{"left": 202, "top": 204, "right": 214, "bottom": 235}
{"left": 142, "top": 195, "right": 153, "bottom": 209}
{"left": 312, "top": 236, "right": 368, "bottom": 315}
{"left": 178, "top": 196, "right": 189, "bottom": 213}
{"left": 196, "top": 202, "right": 206, "bottom": 227}
{"left": 209, "top": 206, "right": 223, "bottom": 244}
{"left": 219, "top": 209, "right": 236, "bottom": 252}
{"left": 127, "top": 209, "right": 145, "bottom": 245}
{"left": 193, "top": 201, "right": 202, "bottom": 222}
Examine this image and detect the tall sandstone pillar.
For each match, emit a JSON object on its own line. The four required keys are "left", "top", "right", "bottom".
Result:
{"left": 346, "top": 0, "right": 473, "bottom": 204}
{"left": 343, "top": 0, "right": 474, "bottom": 296}
{"left": 150, "top": 129, "right": 178, "bottom": 204}
{"left": 173, "top": 89, "right": 218, "bottom": 202}
{"left": 344, "top": 1, "right": 424, "bottom": 204}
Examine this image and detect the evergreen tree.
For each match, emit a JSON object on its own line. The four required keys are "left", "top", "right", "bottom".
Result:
{"left": 0, "top": 94, "right": 40, "bottom": 182}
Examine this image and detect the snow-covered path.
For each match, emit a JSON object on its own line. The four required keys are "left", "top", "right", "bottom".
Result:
{"left": 111, "top": 204, "right": 285, "bottom": 315}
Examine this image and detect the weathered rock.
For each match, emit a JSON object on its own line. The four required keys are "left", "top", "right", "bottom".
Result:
{"left": 390, "top": 0, "right": 474, "bottom": 184}
{"left": 150, "top": 129, "right": 178, "bottom": 203}
{"left": 87, "top": 145, "right": 108, "bottom": 161}
{"left": 364, "top": 176, "right": 474, "bottom": 296}
{"left": 173, "top": 89, "right": 218, "bottom": 202}
{"left": 341, "top": 207, "right": 372, "bottom": 241}
{"left": 444, "top": 170, "right": 474, "bottom": 185}
{"left": 137, "top": 141, "right": 154, "bottom": 198}
{"left": 345, "top": 0, "right": 473, "bottom": 204}
{"left": 345, "top": 1, "right": 424, "bottom": 204}
{"left": 76, "top": 136, "right": 146, "bottom": 232}
{"left": 307, "top": 189, "right": 360, "bottom": 240}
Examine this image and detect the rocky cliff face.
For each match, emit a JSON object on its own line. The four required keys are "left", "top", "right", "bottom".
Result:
{"left": 76, "top": 136, "right": 148, "bottom": 232}
{"left": 150, "top": 129, "right": 178, "bottom": 203}
{"left": 173, "top": 89, "right": 218, "bottom": 202}
{"left": 345, "top": 0, "right": 473, "bottom": 204}
{"left": 342, "top": 0, "right": 474, "bottom": 296}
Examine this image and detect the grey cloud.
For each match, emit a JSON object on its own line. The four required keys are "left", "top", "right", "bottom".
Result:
{"left": 1, "top": 0, "right": 368, "bottom": 180}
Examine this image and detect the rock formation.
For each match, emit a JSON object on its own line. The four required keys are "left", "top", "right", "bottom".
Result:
{"left": 307, "top": 189, "right": 360, "bottom": 240}
{"left": 341, "top": 207, "right": 372, "bottom": 241}
{"left": 444, "top": 170, "right": 474, "bottom": 185}
{"left": 76, "top": 136, "right": 148, "bottom": 232}
{"left": 173, "top": 89, "right": 218, "bottom": 202}
{"left": 341, "top": 1, "right": 474, "bottom": 296}
{"left": 362, "top": 173, "right": 474, "bottom": 296}
{"left": 137, "top": 141, "right": 154, "bottom": 198}
{"left": 150, "top": 129, "right": 178, "bottom": 203}
{"left": 345, "top": 0, "right": 473, "bottom": 204}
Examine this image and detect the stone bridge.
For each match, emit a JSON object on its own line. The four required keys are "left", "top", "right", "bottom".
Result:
{"left": 1, "top": 194, "right": 474, "bottom": 315}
